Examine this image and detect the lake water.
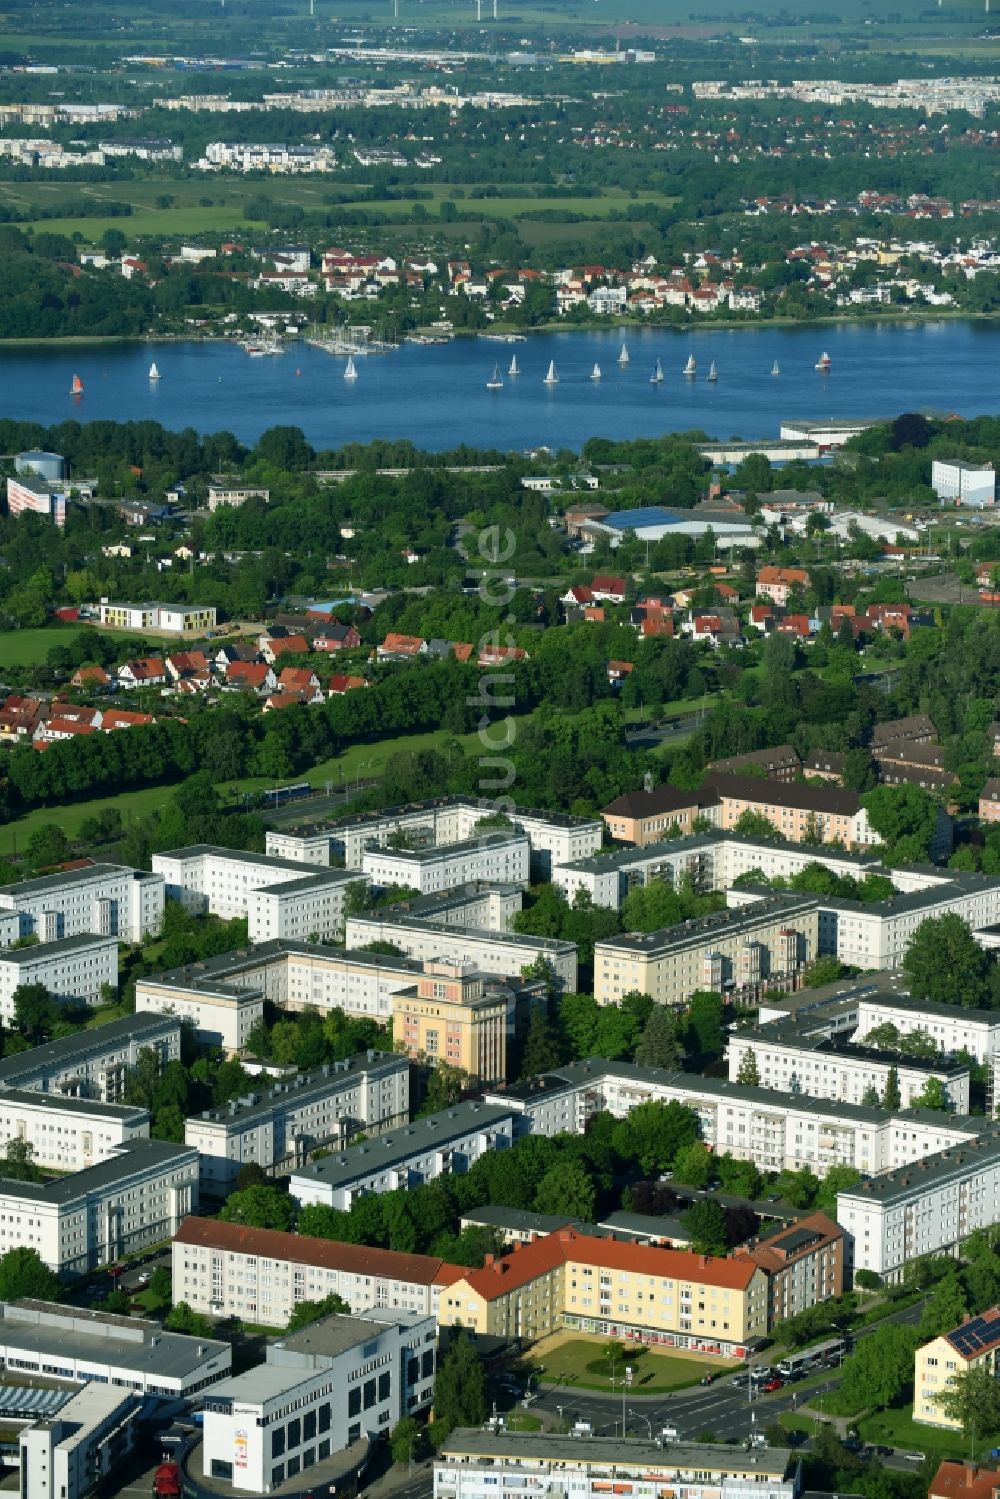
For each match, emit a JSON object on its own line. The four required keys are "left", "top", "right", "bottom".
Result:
{"left": 2, "top": 319, "right": 998, "bottom": 451}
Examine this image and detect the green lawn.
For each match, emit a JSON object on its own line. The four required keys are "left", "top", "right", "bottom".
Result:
{"left": 527, "top": 1339, "right": 726, "bottom": 1394}
{"left": 0, "top": 783, "right": 177, "bottom": 860}
{"left": 0, "top": 626, "right": 142, "bottom": 669}
{"left": 858, "top": 1407, "right": 988, "bottom": 1461}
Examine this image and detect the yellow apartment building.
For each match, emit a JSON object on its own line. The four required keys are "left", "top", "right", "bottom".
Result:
{"left": 915, "top": 1308, "right": 1000, "bottom": 1429}
{"left": 393, "top": 961, "right": 507, "bottom": 1085}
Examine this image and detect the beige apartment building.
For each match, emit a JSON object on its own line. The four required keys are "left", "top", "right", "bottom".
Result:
{"left": 915, "top": 1307, "right": 1000, "bottom": 1429}
{"left": 440, "top": 1225, "right": 768, "bottom": 1357}
{"left": 601, "top": 784, "right": 704, "bottom": 846}
{"left": 393, "top": 962, "right": 507, "bottom": 1085}
{"left": 593, "top": 893, "right": 819, "bottom": 1006}
{"left": 706, "top": 774, "right": 876, "bottom": 849}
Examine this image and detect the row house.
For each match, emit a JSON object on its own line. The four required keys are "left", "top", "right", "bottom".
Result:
{"left": 117, "top": 658, "right": 166, "bottom": 690}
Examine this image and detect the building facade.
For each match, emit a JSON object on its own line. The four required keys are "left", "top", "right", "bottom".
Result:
{"left": 361, "top": 833, "right": 531, "bottom": 895}
{"left": 97, "top": 602, "right": 218, "bottom": 634}
{"left": 0, "top": 864, "right": 165, "bottom": 944}
{"left": 0, "top": 936, "right": 119, "bottom": 1019}
{"left": 0, "top": 1013, "right": 182, "bottom": 1104}
{"left": 393, "top": 962, "right": 506, "bottom": 1085}
{"left": 0, "top": 1091, "right": 149, "bottom": 1173}
{"left": 344, "top": 912, "right": 578, "bottom": 992}
{"left": 915, "top": 1309, "right": 1000, "bottom": 1429}
{"left": 152, "top": 844, "right": 356, "bottom": 931}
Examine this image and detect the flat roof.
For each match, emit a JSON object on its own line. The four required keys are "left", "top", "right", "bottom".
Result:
{"left": 0, "top": 1139, "right": 195, "bottom": 1205}
{"left": 143, "top": 942, "right": 421, "bottom": 992}
{"left": 363, "top": 832, "right": 527, "bottom": 865}
{"left": 596, "top": 892, "right": 818, "bottom": 955}
{"left": 0, "top": 1300, "right": 228, "bottom": 1381}
{"left": 192, "top": 1052, "right": 404, "bottom": 1128}
{"left": 349, "top": 910, "right": 575, "bottom": 955}
{"left": 0, "top": 933, "right": 117, "bottom": 966}
{"left": 559, "top": 829, "right": 879, "bottom": 877}
{"left": 0, "top": 1011, "right": 180, "bottom": 1086}
{"left": 840, "top": 1124, "right": 1000, "bottom": 1206}
{"left": 311, "top": 795, "right": 601, "bottom": 836}
{"left": 439, "top": 1430, "right": 793, "bottom": 1476}
{"left": 0, "top": 1089, "right": 147, "bottom": 1123}
{"left": 290, "top": 1102, "right": 514, "bottom": 1189}
{"left": 255, "top": 869, "right": 356, "bottom": 896}
{"left": 857, "top": 990, "right": 1000, "bottom": 1028}
{"left": 155, "top": 844, "right": 317, "bottom": 873}
{"left": 741, "top": 1019, "right": 969, "bottom": 1075}
{"left": 0, "top": 863, "right": 149, "bottom": 900}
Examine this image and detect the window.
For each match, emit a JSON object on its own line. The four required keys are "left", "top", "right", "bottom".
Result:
{"left": 271, "top": 1429, "right": 286, "bottom": 1459}
{"left": 348, "top": 1387, "right": 362, "bottom": 1417}
{"left": 379, "top": 1372, "right": 391, "bottom": 1401}
{"left": 304, "top": 1411, "right": 317, "bottom": 1442}
{"left": 364, "top": 1378, "right": 377, "bottom": 1410}
{"left": 287, "top": 1418, "right": 301, "bottom": 1450}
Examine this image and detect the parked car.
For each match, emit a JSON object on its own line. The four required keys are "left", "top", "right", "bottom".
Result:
{"left": 763, "top": 1378, "right": 783, "bottom": 1393}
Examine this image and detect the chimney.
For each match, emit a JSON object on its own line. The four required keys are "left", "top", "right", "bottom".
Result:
{"left": 484, "top": 1254, "right": 494, "bottom": 1267}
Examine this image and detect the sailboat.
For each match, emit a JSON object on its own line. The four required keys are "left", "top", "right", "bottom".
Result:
{"left": 816, "top": 351, "right": 832, "bottom": 371}
{"left": 618, "top": 342, "right": 630, "bottom": 365}
{"left": 148, "top": 361, "right": 160, "bottom": 381}
{"left": 70, "top": 374, "right": 83, "bottom": 396}
{"left": 543, "top": 360, "right": 559, "bottom": 385}
{"left": 771, "top": 359, "right": 780, "bottom": 377}
{"left": 650, "top": 359, "right": 664, "bottom": 385}
{"left": 707, "top": 361, "right": 718, "bottom": 382}
{"left": 590, "top": 362, "right": 602, "bottom": 381}
{"left": 344, "top": 356, "right": 358, "bottom": 381}
{"left": 486, "top": 363, "right": 504, "bottom": 390}
{"left": 683, "top": 354, "right": 697, "bottom": 377}
{"left": 508, "top": 353, "right": 520, "bottom": 377}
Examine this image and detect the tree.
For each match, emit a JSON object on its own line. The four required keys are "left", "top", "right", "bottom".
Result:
{"left": 12, "top": 983, "right": 56, "bottom": 1045}
{"left": 633, "top": 1006, "right": 683, "bottom": 1070}
{"left": 862, "top": 784, "right": 938, "bottom": 859}
{"left": 732, "top": 809, "right": 779, "bottom": 841}
{"left": 935, "top": 1365, "right": 1000, "bottom": 1447}
{"left": 836, "top": 1322, "right": 920, "bottom": 1412}
{"left": 736, "top": 1049, "right": 760, "bottom": 1087}
{"left": 286, "top": 1292, "right": 350, "bottom": 1332}
{"left": 219, "top": 1185, "right": 294, "bottom": 1232}
{"left": 854, "top": 1268, "right": 882, "bottom": 1302}
{"left": 672, "top": 1140, "right": 714, "bottom": 1189}
{"left": 904, "top": 914, "right": 992, "bottom": 1009}
{"left": 0, "top": 1137, "right": 42, "bottom": 1184}
{"left": 390, "top": 1416, "right": 428, "bottom": 1466}
{"left": 534, "top": 1161, "right": 596, "bottom": 1221}
{"left": 715, "top": 1154, "right": 762, "bottom": 1199}
{"left": 0, "top": 1246, "right": 59, "bottom": 1302}
{"left": 683, "top": 1199, "right": 728, "bottom": 1255}
{"left": 912, "top": 1076, "right": 948, "bottom": 1112}
{"left": 918, "top": 1273, "right": 968, "bottom": 1339}
{"left": 519, "top": 1008, "right": 563, "bottom": 1076}
{"left": 801, "top": 955, "right": 846, "bottom": 987}
{"left": 165, "top": 1301, "right": 214, "bottom": 1337}
{"left": 420, "top": 1063, "right": 469, "bottom": 1116}
{"left": 611, "top": 1100, "right": 699, "bottom": 1175}
{"left": 433, "top": 1334, "right": 486, "bottom": 1438}
{"left": 684, "top": 992, "right": 726, "bottom": 1061}
{"left": 861, "top": 1085, "right": 880, "bottom": 1106}
{"left": 882, "top": 1067, "right": 901, "bottom": 1110}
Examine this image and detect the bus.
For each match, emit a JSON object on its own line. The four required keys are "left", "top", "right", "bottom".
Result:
{"left": 776, "top": 1338, "right": 849, "bottom": 1380}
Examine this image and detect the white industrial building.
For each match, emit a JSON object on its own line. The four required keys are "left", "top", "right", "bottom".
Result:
{"left": 185, "top": 1050, "right": 409, "bottom": 1193}
{"left": 0, "top": 1091, "right": 149, "bottom": 1173}
{"left": 20, "top": 1384, "right": 141, "bottom": 1499}
{"left": 290, "top": 1102, "right": 516, "bottom": 1211}
{"left": 361, "top": 832, "right": 531, "bottom": 894}
{"left": 152, "top": 844, "right": 358, "bottom": 931}
{"left": 726, "top": 1023, "right": 969, "bottom": 1111}
{"left": 837, "top": 1125, "right": 1000, "bottom": 1280}
{"left": 266, "top": 796, "right": 603, "bottom": 879}
{"left": 0, "top": 1139, "right": 198, "bottom": 1277}
{"left": 932, "top": 458, "right": 996, "bottom": 508}
{"left": 0, "top": 863, "right": 165, "bottom": 944}
{"left": 344, "top": 911, "right": 578, "bottom": 991}
{"left": 0, "top": 1299, "right": 230, "bottom": 1397}
{"left": 173, "top": 1216, "right": 463, "bottom": 1326}
{"left": 201, "top": 1307, "right": 436, "bottom": 1493}
{"left": 0, "top": 1012, "right": 182, "bottom": 1103}
{"left": 0, "top": 936, "right": 118, "bottom": 1020}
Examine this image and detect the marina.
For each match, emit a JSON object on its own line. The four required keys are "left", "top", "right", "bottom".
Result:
{"left": 4, "top": 320, "right": 1000, "bottom": 451}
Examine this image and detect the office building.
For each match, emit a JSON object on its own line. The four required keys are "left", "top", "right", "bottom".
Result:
{"left": 915, "top": 1307, "right": 1000, "bottom": 1428}
{"left": 434, "top": 1433, "right": 799, "bottom": 1499}
{"left": 173, "top": 1217, "right": 464, "bottom": 1326}
{"left": 593, "top": 893, "right": 818, "bottom": 1006}
{"left": 185, "top": 1050, "right": 409, "bottom": 1193}
{"left": 932, "top": 459, "right": 996, "bottom": 508}
{"left": 97, "top": 601, "right": 218, "bottom": 634}
{"left": 201, "top": 1308, "right": 436, "bottom": 1493}
{"left": 0, "top": 1012, "right": 182, "bottom": 1103}
{"left": 362, "top": 832, "right": 530, "bottom": 895}
{"left": 0, "top": 863, "right": 165, "bottom": 944}
{"left": 0, "top": 936, "right": 119, "bottom": 1020}
{"left": 20, "top": 1384, "right": 141, "bottom": 1499}
{"left": 393, "top": 962, "right": 506, "bottom": 1085}
{"left": 290, "top": 1102, "right": 516, "bottom": 1211}
{"left": 0, "top": 1091, "right": 149, "bottom": 1173}
{"left": 345, "top": 910, "right": 578, "bottom": 991}
{"left": 0, "top": 1298, "right": 230, "bottom": 1397}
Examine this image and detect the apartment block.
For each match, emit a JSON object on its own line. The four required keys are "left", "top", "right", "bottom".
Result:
{"left": 185, "top": 1050, "right": 409, "bottom": 1193}
{"left": 0, "top": 863, "right": 165, "bottom": 944}
{"left": 20, "top": 1385, "right": 141, "bottom": 1499}
{"left": 0, "top": 936, "right": 119, "bottom": 1020}
{"left": 593, "top": 893, "right": 818, "bottom": 1006}
{"left": 0, "top": 1138, "right": 198, "bottom": 1276}
{"left": 439, "top": 1226, "right": 769, "bottom": 1355}
{"left": 361, "top": 832, "right": 530, "bottom": 895}
{"left": 135, "top": 971, "right": 263, "bottom": 1055}
{"left": 854, "top": 992, "right": 1000, "bottom": 1063}
{"left": 434, "top": 1433, "right": 798, "bottom": 1499}
{"left": 916, "top": 1308, "right": 1000, "bottom": 1429}
{"left": 172, "top": 1216, "right": 464, "bottom": 1326}
{"left": 345, "top": 911, "right": 578, "bottom": 991}
{"left": 6, "top": 474, "right": 68, "bottom": 527}
{"left": 202, "top": 1308, "right": 436, "bottom": 1493}
{"left": 97, "top": 601, "right": 218, "bottom": 634}
{"left": 727, "top": 1022, "right": 969, "bottom": 1111}
{"left": 393, "top": 962, "right": 506, "bottom": 1085}
{"left": 266, "top": 796, "right": 603, "bottom": 879}
{"left": 932, "top": 458, "right": 996, "bottom": 508}
{"left": 290, "top": 1101, "right": 517, "bottom": 1211}
{"left": 837, "top": 1126, "right": 1000, "bottom": 1280}
{"left": 152, "top": 844, "right": 357, "bottom": 932}
{"left": 600, "top": 784, "right": 705, "bottom": 846}
{"left": 0, "top": 1012, "right": 182, "bottom": 1103}
{"left": 747, "top": 1212, "right": 844, "bottom": 1325}
{"left": 247, "top": 868, "right": 357, "bottom": 943}
{"left": 808, "top": 871, "right": 1000, "bottom": 969}
{"left": 0, "top": 1091, "right": 148, "bottom": 1173}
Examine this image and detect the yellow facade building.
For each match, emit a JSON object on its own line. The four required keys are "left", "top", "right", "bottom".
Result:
{"left": 915, "top": 1308, "right": 1000, "bottom": 1429}
{"left": 393, "top": 961, "right": 507, "bottom": 1085}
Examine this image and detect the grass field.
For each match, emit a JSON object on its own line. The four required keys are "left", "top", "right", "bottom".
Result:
{"left": 0, "top": 626, "right": 143, "bottom": 669}
{"left": 527, "top": 1337, "right": 728, "bottom": 1393}
{"left": 858, "top": 1407, "right": 985, "bottom": 1461}
{"left": 0, "top": 783, "right": 176, "bottom": 860}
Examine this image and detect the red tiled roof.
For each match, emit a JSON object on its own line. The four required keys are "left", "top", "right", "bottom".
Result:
{"left": 931, "top": 1463, "right": 1000, "bottom": 1499}
{"left": 101, "top": 709, "right": 154, "bottom": 730}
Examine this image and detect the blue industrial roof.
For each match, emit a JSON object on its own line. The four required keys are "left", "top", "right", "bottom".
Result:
{"left": 603, "top": 506, "right": 682, "bottom": 531}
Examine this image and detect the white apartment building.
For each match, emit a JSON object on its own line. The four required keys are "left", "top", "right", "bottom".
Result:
{"left": 837, "top": 1126, "right": 1000, "bottom": 1280}
{"left": 152, "top": 844, "right": 358, "bottom": 928}
{"left": 202, "top": 1308, "right": 436, "bottom": 1493}
{"left": 0, "top": 1012, "right": 182, "bottom": 1103}
{"left": 6, "top": 474, "right": 67, "bottom": 527}
{"left": 173, "top": 1216, "right": 463, "bottom": 1326}
{"left": 932, "top": 458, "right": 996, "bottom": 508}
{"left": 0, "top": 1091, "right": 149, "bottom": 1172}
{"left": 97, "top": 601, "right": 218, "bottom": 634}
{"left": 266, "top": 796, "right": 603, "bottom": 879}
{"left": 20, "top": 1384, "right": 141, "bottom": 1499}
{"left": 0, "top": 863, "right": 165, "bottom": 944}
{"left": 207, "top": 482, "right": 270, "bottom": 511}
{"left": 727, "top": 1025, "right": 970, "bottom": 1111}
{"left": 135, "top": 974, "right": 263, "bottom": 1055}
{"left": 185, "top": 1050, "right": 409, "bottom": 1193}
{"left": 812, "top": 874, "right": 1000, "bottom": 969}
{"left": 854, "top": 993, "right": 1000, "bottom": 1063}
{"left": 361, "top": 833, "right": 530, "bottom": 895}
{"left": 0, "top": 1139, "right": 198, "bottom": 1276}
{"left": 248, "top": 869, "right": 357, "bottom": 943}
{"left": 0, "top": 1299, "right": 230, "bottom": 1397}
{"left": 0, "top": 936, "right": 119, "bottom": 1020}
{"left": 290, "top": 1102, "right": 516, "bottom": 1211}
{"left": 434, "top": 1434, "right": 798, "bottom": 1499}
{"left": 344, "top": 912, "right": 578, "bottom": 991}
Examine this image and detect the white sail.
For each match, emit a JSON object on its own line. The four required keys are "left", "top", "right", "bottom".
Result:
{"left": 344, "top": 356, "right": 358, "bottom": 381}
{"left": 591, "top": 362, "right": 602, "bottom": 380}
{"left": 543, "top": 360, "right": 559, "bottom": 385}
{"left": 816, "top": 351, "right": 831, "bottom": 370}
{"left": 509, "top": 354, "right": 520, "bottom": 376}
{"left": 772, "top": 360, "right": 780, "bottom": 376}
{"left": 618, "top": 343, "right": 630, "bottom": 364}
{"left": 707, "top": 361, "right": 717, "bottom": 382}
{"left": 650, "top": 359, "right": 663, "bottom": 384}
{"left": 487, "top": 364, "right": 503, "bottom": 389}
{"left": 683, "top": 354, "right": 696, "bottom": 376}
{"left": 148, "top": 362, "right": 160, "bottom": 380}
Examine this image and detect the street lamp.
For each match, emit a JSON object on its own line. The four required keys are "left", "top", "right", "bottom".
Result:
{"left": 629, "top": 1410, "right": 653, "bottom": 1442}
